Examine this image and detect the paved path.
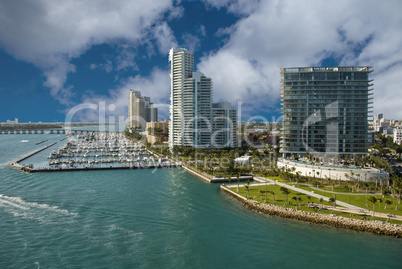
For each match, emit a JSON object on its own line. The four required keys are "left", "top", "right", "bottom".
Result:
{"left": 253, "top": 176, "right": 365, "bottom": 210}
{"left": 305, "top": 184, "right": 381, "bottom": 196}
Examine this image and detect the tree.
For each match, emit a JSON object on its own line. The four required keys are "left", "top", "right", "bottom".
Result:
{"left": 377, "top": 197, "right": 384, "bottom": 217}
{"left": 364, "top": 182, "right": 369, "bottom": 207}
{"left": 236, "top": 173, "right": 240, "bottom": 192}
{"left": 292, "top": 196, "right": 298, "bottom": 210}
{"left": 306, "top": 195, "right": 312, "bottom": 206}
{"left": 319, "top": 197, "right": 324, "bottom": 211}
{"left": 280, "top": 187, "right": 291, "bottom": 208}
{"left": 245, "top": 179, "right": 250, "bottom": 199}
{"left": 269, "top": 191, "right": 276, "bottom": 205}
{"left": 385, "top": 199, "right": 393, "bottom": 222}
{"left": 329, "top": 197, "right": 336, "bottom": 213}
{"left": 259, "top": 189, "right": 265, "bottom": 201}
{"left": 368, "top": 196, "right": 377, "bottom": 220}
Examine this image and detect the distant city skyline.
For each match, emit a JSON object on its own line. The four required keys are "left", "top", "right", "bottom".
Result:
{"left": 1, "top": 1, "right": 402, "bottom": 123}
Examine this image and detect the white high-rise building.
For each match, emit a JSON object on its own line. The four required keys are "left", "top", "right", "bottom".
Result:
{"left": 169, "top": 48, "right": 237, "bottom": 149}
{"left": 128, "top": 90, "right": 157, "bottom": 130}
{"left": 169, "top": 48, "right": 194, "bottom": 148}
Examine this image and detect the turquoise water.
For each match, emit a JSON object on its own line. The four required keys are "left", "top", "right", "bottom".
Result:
{"left": 1, "top": 134, "right": 402, "bottom": 268}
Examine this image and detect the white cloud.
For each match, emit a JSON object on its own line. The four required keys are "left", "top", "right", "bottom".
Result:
{"left": 199, "top": 0, "right": 402, "bottom": 119}
{"left": 203, "top": 0, "right": 260, "bottom": 15}
{"left": 168, "top": 5, "right": 184, "bottom": 20}
{"left": 73, "top": 67, "right": 171, "bottom": 122}
{"left": 182, "top": 33, "right": 201, "bottom": 52}
{"left": 116, "top": 47, "right": 138, "bottom": 71}
{"left": 198, "top": 25, "right": 207, "bottom": 37}
{"left": 90, "top": 60, "right": 114, "bottom": 73}
{"left": 0, "top": 0, "right": 176, "bottom": 104}
{"left": 153, "top": 22, "right": 178, "bottom": 55}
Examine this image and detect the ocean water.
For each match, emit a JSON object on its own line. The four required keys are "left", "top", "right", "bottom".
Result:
{"left": 1, "top": 133, "right": 402, "bottom": 268}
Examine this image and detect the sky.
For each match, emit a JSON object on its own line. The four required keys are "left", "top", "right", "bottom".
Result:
{"left": 1, "top": 0, "right": 402, "bottom": 123}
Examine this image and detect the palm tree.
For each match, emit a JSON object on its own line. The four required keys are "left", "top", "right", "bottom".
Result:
{"left": 269, "top": 191, "right": 276, "bottom": 205}
{"left": 364, "top": 182, "right": 369, "bottom": 207}
{"left": 329, "top": 197, "right": 336, "bottom": 213}
{"left": 377, "top": 197, "right": 384, "bottom": 218}
{"left": 306, "top": 195, "right": 311, "bottom": 206}
{"left": 259, "top": 189, "right": 265, "bottom": 201}
{"left": 245, "top": 179, "right": 250, "bottom": 200}
{"left": 236, "top": 173, "right": 240, "bottom": 192}
{"left": 297, "top": 197, "right": 302, "bottom": 209}
{"left": 385, "top": 199, "right": 393, "bottom": 222}
{"left": 292, "top": 196, "right": 297, "bottom": 210}
{"left": 280, "top": 187, "right": 290, "bottom": 208}
{"left": 368, "top": 196, "right": 377, "bottom": 220}
{"left": 319, "top": 197, "right": 324, "bottom": 211}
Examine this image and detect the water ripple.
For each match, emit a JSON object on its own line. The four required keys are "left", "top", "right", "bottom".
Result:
{"left": 0, "top": 194, "right": 77, "bottom": 224}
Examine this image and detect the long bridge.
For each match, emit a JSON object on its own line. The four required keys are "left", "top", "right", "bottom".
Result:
{"left": 0, "top": 129, "right": 118, "bottom": 135}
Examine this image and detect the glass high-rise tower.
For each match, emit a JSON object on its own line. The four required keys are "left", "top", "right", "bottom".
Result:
{"left": 280, "top": 66, "right": 373, "bottom": 157}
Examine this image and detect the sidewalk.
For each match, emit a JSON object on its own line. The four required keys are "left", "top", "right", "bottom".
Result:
{"left": 253, "top": 176, "right": 364, "bottom": 210}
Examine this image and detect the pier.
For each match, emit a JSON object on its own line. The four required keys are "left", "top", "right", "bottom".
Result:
{"left": 36, "top": 139, "right": 48, "bottom": 145}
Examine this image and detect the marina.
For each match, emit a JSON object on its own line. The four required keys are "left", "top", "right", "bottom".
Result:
{"left": 10, "top": 132, "right": 180, "bottom": 172}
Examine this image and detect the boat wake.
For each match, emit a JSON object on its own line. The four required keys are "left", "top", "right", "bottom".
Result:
{"left": 0, "top": 194, "right": 77, "bottom": 223}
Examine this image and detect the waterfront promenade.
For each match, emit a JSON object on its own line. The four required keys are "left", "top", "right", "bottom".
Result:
{"left": 226, "top": 176, "right": 402, "bottom": 222}
{"left": 222, "top": 184, "right": 402, "bottom": 237}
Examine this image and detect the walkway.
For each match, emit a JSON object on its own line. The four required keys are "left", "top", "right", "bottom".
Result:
{"left": 253, "top": 176, "right": 364, "bottom": 210}
{"left": 305, "top": 184, "right": 381, "bottom": 196}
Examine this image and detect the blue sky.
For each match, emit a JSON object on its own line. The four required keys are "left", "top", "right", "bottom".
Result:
{"left": 1, "top": 0, "right": 402, "bottom": 123}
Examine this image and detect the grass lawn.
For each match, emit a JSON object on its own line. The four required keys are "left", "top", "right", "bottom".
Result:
{"left": 294, "top": 184, "right": 402, "bottom": 216}
{"left": 227, "top": 184, "right": 402, "bottom": 225}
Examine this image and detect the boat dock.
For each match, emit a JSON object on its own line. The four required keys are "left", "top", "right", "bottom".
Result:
{"left": 9, "top": 131, "right": 181, "bottom": 173}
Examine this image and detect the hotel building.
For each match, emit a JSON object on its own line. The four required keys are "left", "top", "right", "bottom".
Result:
{"left": 280, "top": 66, "right": 373, "bottom": 157}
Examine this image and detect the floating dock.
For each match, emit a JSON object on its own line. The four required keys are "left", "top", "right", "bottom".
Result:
{"left": 36, "top": 139, "right": 48, "bottom": 145}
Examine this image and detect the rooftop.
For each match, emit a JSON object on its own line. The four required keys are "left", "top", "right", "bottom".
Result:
{"left": 281, "top": 66, "right": 373, "bottom": 73}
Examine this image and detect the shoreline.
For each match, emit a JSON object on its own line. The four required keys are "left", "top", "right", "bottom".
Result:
{"left": 221, "top": 185, "right": 402, "bottom": 237}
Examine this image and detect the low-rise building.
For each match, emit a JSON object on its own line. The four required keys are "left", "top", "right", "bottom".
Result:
{"left": 146, "top": 120, "right": 169, "bottom": 144}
